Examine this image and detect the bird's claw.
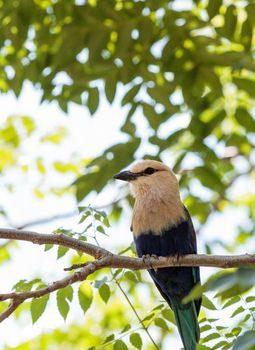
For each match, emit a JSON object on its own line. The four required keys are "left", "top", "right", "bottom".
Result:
{"left": 142, "top": 254, "right": 159, "bottom": 271}
{"left": 172, "top": 253, "right": 181, "bottom": 266}
{"left": 142, "top": 254, "right": 158, "bottom": 261}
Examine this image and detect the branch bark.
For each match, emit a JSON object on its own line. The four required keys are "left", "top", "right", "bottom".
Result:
{"left": 1, "top": 228, "right": 255, "bottom": 269}
{"left": 0, "top": 227, "right": 255, "bottom": 322}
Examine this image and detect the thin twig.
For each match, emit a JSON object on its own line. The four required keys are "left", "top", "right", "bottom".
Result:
{"left": 0, "top": 228, "right": 110, "bottom": 259}
{"left": 15, "top": 211, "right": 78, "bottom": 230}
{"left": 0, "top": 257, "right": 111, "bottom": 322}
{"left": 0, "top": 300, "right": 23, "bottom": 322}
{"left": 11, "top": 193, "right": 127, "bottom": 230}
{"left": 115, "top": 279, "right": 159, "bottom": 350}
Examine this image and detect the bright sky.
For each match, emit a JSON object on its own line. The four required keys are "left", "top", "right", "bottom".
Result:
{"left": 0, "top": 81, "right": 252, "bottom": 349}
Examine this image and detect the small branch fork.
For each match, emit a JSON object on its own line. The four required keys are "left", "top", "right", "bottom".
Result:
{"left": 0, "top": 227, "right": 255, "bottom": 322}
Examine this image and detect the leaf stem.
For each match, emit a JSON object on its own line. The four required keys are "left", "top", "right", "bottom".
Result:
{"left": 114, "top": 279, "right": 159, "bottom": 350}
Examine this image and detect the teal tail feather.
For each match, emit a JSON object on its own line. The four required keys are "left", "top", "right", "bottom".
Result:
{"left": 171, "top": 298, "right": 200, "bottom": 350}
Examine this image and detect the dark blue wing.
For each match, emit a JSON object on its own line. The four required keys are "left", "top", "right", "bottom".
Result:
{"left": 134, "top": 205, "right": 201, "bottom": 315}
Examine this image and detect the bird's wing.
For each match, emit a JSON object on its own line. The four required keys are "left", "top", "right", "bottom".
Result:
{"left": 184, "top": 205, "right": 202, "bottom": 314}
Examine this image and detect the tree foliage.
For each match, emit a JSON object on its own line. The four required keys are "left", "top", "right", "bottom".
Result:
{"left": 0, "top": 0, "right": 255, "bottom": 349}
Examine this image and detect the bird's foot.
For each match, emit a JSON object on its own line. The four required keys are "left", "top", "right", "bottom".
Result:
{"left": 142, "top": 254, "right": 159, "bottom": 271}
{"left": 172, "top": 253, "right": 182, "bottom": 266}
{"left": 142, "top": 254, "right": 159, "bottom": 262}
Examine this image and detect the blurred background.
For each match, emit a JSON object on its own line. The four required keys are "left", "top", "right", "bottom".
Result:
{"left": 0, "top": 0, "right": 255, "bottom": 349}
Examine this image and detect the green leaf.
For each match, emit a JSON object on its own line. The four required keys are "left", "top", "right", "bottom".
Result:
{"left": 245, "top": 296, "right": 255, "bottom": 303}
{"left": 151, "top": 304, "right": 164, "bottom": 312}
{"left": 197, "top": 345, "right": 212, "bottom": 350}
{"left": 13, "top": 278, "right": 42, "bottom": 292}
{"left": 147, "top": 85, "right": 175, "bottom": 111}
{"left": 241, "top": 18, "right": 253, "bottom": 50}
{"left": 202, "top": 295, "right": 217, "bottom": 310}
{"left": 97, "top": 225, "right": 106, "bottom": 234}
{"left": 36, "top": 158, "right": 46, "bottom": 174}
{"left": 113, "top": 340, "right": 128, "bottom": 350}
{"left": 142, "top": 103, "right": 162, "bottom": 129}
{"left": 232, "top": 327, "right": 242, "bottom": 336}
{"left": 21, "top": 116, "right": 35, "bottom": 135}
{"left": 183, "top": 281, "right": 208, "bottom": 303}
{"left": 99, "top": 283, "right": 110, "bottom": 304}
{"left": 161, "top": 308, "right": 176, "bottom": 325}
{"left": 105, "top": 76, "right": 117, "bottom": 103}
{"left": 103, "top": 334, "right": 115, "bottom": 344}
{"left": 222, "top": 296, "right": 240, "bottom": 308}
{"left": 124, "top": 271, "right": 139, "bottom": 283}
{"left": 199, "top": 318, "right": 207, "bottom": 324}
{"left": 53, "top": 228, "right": 73, "bottom": 235}
{"left": 200, "top": 324, "right": 212, "bottom": 333}
{"left": 121, "top": 84, "right": 141, "bottom": 106}
{"left": 57, "top": 245, "right": 69, "bottom": 259}
{"left": 57, "top": 286, "right": 73, "bottom": 320}
{"left": 94, "top": 277, "right": 108, "bottom": 289}
{"left": 232, "top": 331, "right": 255, "bottom": 350}
{"left": 230, "top": 306, "right": 245, "bottom": 318}
{"left": 233, "top": 78, "right": 255, "bottom": 98}
{"left": 235, "top": 108, "right": 255, "bottom": 133}
{"left": 41, "top": 127, "right": 67, "bottom": 144}
{"left": 44, "top": 244, "right": 54, "bottom": 252}
{"left": 142, "top": 312, "right": 155, "bottom": 322}
{"left": 213, "top": 341, "right": 229, "bottom": 349}
{"left": 0, "top": 301, "right": 9, "bottom": 313}
{"left": 223, "top": 5, "right": 237, "bottom": 39}
{"left": 87, "top": 87, "right": 99, "bottom": 115}
{"left": 202, "top": 332, "right": 221, "bottom": 342}
{"left": 116, "top": 22, "right": 133, "bottom": 56}
{"left": 121, "top": 324, "right": 131, "bottom": 333}
{"left": 75, "top": 138, "right": 140, "bottom": 202}
{"left": 103, "top": 216, "right": 110, "bottom": 228}
{"left": 78, "top": 282, "right": 93, "bottom": 314}
{"left": 31, "top": 294, "right": 50, "bottom": 323}
{"left": 216, "top": 326, "right": 228, "bottom": 331}
{"left": 207, "top": 0, "right": 222, "bottom": 19}
{"left": 0, "top": 246, "right": 10, "bottom": 263}
{"left": 0, "top": 208, "right": 7, "bottom": 217}
{"left": 130, "top": 333, "right": 142, "bottom": 350}
{"left": 240, "top": 314, "right": 251, "bottom": 325}
{"left": 79, "top": 210, "right": 91, "bottom": 224}
{"left": 193, "top": 166, "right": 224, "bottom": 192}
{"left": 154, "top": 317, "right": 169, "bottom": 330}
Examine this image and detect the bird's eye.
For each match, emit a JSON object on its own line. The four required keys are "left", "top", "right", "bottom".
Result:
{"left": 144, "top": 167, "right": 155, "bottom": 175}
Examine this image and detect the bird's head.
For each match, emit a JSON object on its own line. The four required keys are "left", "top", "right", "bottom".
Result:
{"left": 114, "top": 160, "right": 180, "bottom": 199}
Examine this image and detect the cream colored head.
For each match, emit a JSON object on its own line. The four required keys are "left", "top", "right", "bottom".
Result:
{"left": 128, "top": 160, "right": 180, "bottom": 199}
{"left": 114, "top": 160, "right": 185, "bottom": 235}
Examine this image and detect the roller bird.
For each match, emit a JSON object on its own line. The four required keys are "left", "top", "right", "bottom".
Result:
{"left": 114, "top": 160, "right": 201, "bottom": 350}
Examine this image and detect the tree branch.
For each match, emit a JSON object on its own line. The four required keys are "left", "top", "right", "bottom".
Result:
{"left": 1, "top": 228, "right": 255, "bottom": 269}
{"left": 0, "top": 228, "right": 255, "bottom": 270}
{"left": 0, "top": 227, "right": 255, "bottom": 322}
{"left": 0, "top": 227, "right": 110, "bottom": 259}
{"left": 0, "top": 257, "right": 111, "bottom": 322}
{"left": 0, "top": 300, "right": 23, "bottom": 322}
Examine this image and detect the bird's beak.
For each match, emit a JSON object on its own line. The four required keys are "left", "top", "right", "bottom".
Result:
{"left": 113, "top": 170, "right": 138, "bottom": 182}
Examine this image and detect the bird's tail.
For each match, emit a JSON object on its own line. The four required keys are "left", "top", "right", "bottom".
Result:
{"left": 171, "top": 297, "right": 200, "bottom": 350}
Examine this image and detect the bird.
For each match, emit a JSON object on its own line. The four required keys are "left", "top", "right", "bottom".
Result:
{"left": 114, "top": 159, "right": 201, "bottom": 350}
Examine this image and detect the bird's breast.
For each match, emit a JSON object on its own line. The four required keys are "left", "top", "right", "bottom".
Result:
{"left": 132, "top": 198, "right": 186, "bottom": 237}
